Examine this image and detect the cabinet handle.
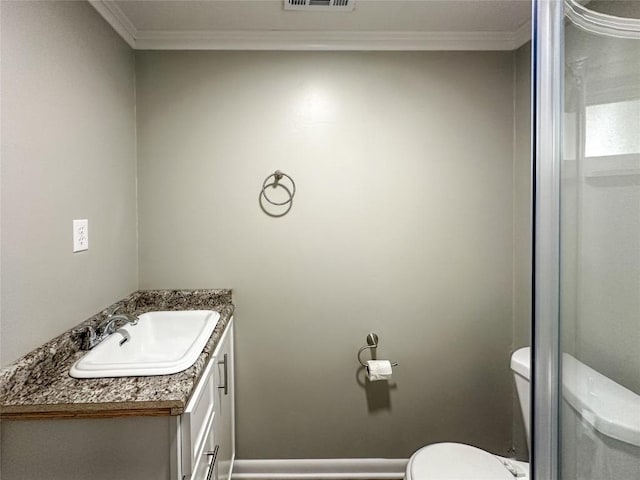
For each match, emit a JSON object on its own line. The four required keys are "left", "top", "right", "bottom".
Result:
{"left": 218, "top": 353, "right": 228, "bottom": 395}
{"left": 205, "top": 445, "right": 220, "bottom": 480}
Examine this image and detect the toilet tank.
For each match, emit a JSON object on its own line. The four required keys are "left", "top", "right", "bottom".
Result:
{"left": 510, "top": 347, "right": 531, "bottom": 453}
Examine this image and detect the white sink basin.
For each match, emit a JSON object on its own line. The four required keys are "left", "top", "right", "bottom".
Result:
{"left": 69, "top": 310, "right": 220, "bottom": 378}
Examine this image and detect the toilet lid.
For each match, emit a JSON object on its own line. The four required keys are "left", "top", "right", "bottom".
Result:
{"left": 407, "top": 443, "right": 515, "bottom": 480}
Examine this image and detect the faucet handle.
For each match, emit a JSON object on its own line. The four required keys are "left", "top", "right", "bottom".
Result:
{"left": 107, "top": 304, "right": 124, "bottom": 317}
{"left": 99, "top": 319, "right": 118, "bottom": 336}
{"left": 73, "top": 325, "right": 98, "bottom": 350}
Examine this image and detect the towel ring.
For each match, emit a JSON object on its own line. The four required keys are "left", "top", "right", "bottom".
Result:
{"left": 261, "top": 170, "right": 296, "bottom": 206}
{"left": 259, "top": 182, "right": 293, "bottom": 217}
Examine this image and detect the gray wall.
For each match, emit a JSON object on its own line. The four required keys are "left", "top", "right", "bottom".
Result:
{"left": 512, "top": 41, "right": 532, "bottom": 460}
{"left": 513, "top": 42, "right": 532, "bottom": 352}
{"left": 136, "top": 50, "right": 518, "bottom": 458}
{"left": 0, "top": 1, "right": 138, "bottom": 366}
{"left": 0, "top": 1, "right": 534, "bottom": 461}
{"left": 2, "top": 417, "right": 171, "bottom": 480}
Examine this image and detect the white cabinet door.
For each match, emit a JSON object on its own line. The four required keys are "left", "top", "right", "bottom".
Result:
{"left": 180, "top": 318, "right": 234, "bottom": 480}
{"left": 190, "top": 413, "right": 218, "bottom": 480}
{"left": 181, "top": 358, "right": 216, "bottom": 480}
{"left": 214, "top": 320, "right": 235, "bottom": 480}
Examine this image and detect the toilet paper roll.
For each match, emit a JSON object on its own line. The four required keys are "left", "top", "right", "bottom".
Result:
{"left": 366, "top": 360, "right": 393, "bottom": 381}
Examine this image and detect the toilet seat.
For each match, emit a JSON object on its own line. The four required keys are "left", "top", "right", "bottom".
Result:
{"left": 406, "top": 443, "right": 525, "bottom": 480}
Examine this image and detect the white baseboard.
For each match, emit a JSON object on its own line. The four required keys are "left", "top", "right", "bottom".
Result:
{"left": 232, "top": 458, "right": 408, "bottom": 480}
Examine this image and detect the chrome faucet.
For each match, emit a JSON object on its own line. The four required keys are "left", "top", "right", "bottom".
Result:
{"left": 97, "top": 313, "right": 138, "bottom": 337}
{"left": 75, "top": 306, "right": 138, "bottom": 350}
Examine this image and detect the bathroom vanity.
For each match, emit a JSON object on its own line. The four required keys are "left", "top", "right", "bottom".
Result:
{"left": 181, "top": 318, "right": 235, "bottom": 480}
{"left": 0, "top": 290, "right": 235, "bottom": 480}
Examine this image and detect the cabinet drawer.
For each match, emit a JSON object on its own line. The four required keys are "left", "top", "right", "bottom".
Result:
{"left": 182, "top": 356, "right": 216, "bottom": 478}
{"left": 191, "top": 412, "right": 218, "bottom": 480}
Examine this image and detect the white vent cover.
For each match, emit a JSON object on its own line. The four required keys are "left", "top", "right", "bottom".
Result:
{"left": 284, "top": 0, "right": 355, "bottom": 12}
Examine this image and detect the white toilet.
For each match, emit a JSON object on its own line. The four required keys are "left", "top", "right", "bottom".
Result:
{"left": 405, "top": 347, "right": 531, "bottom": 480}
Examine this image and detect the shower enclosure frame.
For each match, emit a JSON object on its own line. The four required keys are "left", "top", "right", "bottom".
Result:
{"left": 533, "top": 2, "right": 640, "bottom": 480}
{"left": 532, "top": 2, "right": 563, "bottom": 480}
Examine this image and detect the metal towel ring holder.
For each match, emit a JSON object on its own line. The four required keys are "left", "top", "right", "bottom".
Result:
{"left": 261, "top": 170, "right": 296, "bottom": 206}
{"left": 259, "top": 170, "right": 296, "bottom": 217}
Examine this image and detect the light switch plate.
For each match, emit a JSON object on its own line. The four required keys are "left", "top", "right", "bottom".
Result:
{"left": 73, "top": 219, "right": 89, "bottom": 252}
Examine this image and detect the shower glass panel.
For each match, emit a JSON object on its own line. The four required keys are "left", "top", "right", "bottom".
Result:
{"left": 560, "top": 1, "right": 640, "bottom": 479}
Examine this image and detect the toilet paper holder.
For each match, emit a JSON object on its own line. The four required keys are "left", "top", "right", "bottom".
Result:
{"left": 357, "top": 333, "right": 398, "bottom": 368}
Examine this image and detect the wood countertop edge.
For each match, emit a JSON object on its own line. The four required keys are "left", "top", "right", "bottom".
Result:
{"left": 0, "top": 401, "right": 185, "bottom": 420}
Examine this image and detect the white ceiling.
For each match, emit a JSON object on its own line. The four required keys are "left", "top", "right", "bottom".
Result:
{"left": 90, "top": 0, "right": 532, "bottom": 50}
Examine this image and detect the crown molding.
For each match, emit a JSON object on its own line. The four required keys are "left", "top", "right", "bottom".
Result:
{"left": 512, "top": 20, "right": 532, "bottom": 48}
{"left": 89, "top": 0, "right": 137, "bottom": 48}
{"left": 90, "top": 1, "right": 531, "bottom": 51}
{"left": 135, "top": 30, "right": 524, "bottom": 51}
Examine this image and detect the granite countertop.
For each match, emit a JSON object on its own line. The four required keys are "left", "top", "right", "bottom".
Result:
{"left": 0, "top": 289, "right": 234, "bottom": 419}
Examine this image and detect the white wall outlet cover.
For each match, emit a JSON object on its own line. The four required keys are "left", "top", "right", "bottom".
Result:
{"left": 73, "top": 219, "right": 89, "bottom": 252}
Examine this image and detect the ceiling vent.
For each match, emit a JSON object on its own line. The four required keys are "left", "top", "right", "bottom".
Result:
{"left": 284, "top": 0, "right": 355, "bottom": 12}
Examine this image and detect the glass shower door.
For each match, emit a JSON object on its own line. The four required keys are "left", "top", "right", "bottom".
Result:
{"left": 560, "top": 1, "right": 640, "bottom": 479}
{"left": 534, "top": 1, "right": 640, "bottom": 480}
